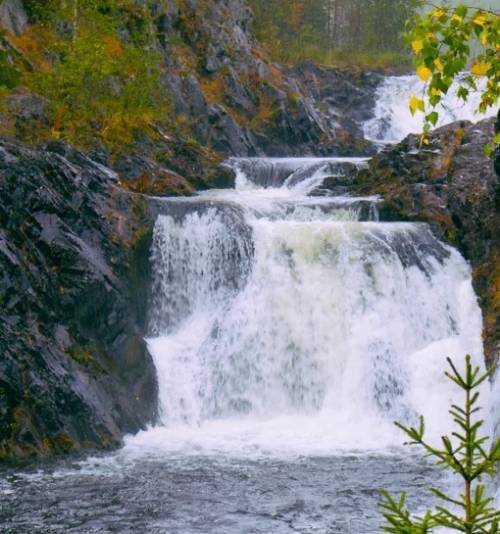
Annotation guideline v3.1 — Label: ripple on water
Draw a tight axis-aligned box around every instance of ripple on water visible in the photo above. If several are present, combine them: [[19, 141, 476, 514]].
[[0, 452, 447, 533]]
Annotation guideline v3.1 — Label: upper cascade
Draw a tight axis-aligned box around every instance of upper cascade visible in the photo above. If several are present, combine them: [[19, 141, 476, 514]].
[[363, 75, 496, 145], [228, 157, 369, 191], [364, 74, 497, 145]]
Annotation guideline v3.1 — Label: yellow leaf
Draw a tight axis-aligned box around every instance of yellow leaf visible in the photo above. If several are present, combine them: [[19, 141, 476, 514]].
[[452, 14, 462, 22], [417, 66, 432, 82], [103, 36, 123, 59], [431, 8, 445, 18], [410, 95, 425, 115], [471, 62, 490, 77], [411, 40, 424, 54], [430, 88, 441, 97], [419, 134, 429, 147], [434, 58, 444, 71], [473, 15, 487, 27], [480, 32, 488, 46]]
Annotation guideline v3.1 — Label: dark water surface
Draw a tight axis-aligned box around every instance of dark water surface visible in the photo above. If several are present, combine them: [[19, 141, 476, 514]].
[[1, 452, 444, 533]]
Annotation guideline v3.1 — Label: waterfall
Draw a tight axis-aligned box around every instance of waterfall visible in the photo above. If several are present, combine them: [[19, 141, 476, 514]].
[[133, 157, 485, 457], [364, 74, 496, 144]]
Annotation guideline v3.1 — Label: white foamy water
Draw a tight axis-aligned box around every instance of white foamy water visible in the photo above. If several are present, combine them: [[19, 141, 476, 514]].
[[124, 157, 487, 460], [364, 74, 496, 144]]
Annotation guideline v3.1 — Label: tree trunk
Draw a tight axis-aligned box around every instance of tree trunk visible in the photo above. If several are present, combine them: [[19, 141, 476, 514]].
[[73, 0, 78, 41], [495, 109, 500, 177]]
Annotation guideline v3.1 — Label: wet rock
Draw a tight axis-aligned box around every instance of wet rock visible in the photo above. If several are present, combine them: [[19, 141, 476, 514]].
[[205, 43, 223, 73], [288, 62, 383, 142], [185, 75, 207, 116], [112, 132, 235, 193], [4, 90, 49, 137], [207, 104, 257, 156], [0, 139, 158, 462], [495, 110, 500, 177], [223, 66, 256, 114]]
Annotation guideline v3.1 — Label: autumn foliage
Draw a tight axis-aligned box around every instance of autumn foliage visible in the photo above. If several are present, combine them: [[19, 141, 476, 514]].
[[408, 3, 499, 151]]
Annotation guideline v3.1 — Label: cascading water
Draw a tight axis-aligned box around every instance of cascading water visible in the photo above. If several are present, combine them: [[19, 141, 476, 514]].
[[127, 157, 485, 459], [364, 74, 496, 144]]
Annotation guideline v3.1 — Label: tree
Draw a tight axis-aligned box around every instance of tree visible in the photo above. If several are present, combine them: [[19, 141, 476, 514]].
[[379, 355, 500, 533], [408, 3, 500, 154]]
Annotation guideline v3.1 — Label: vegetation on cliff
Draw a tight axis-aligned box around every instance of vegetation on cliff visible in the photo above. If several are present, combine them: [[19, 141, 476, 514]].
[[0, 0, 168, 152], [1, 0, 380, 193]]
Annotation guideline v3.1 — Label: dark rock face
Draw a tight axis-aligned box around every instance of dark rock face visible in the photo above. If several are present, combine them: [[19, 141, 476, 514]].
[[111, 136, 235, 197], [288, 62, 383, 144], [0, 139, 158, 461], [495, 110, 500, 177], [353, 118, 500, 367]]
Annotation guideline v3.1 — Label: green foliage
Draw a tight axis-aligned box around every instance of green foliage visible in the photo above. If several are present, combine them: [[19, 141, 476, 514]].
[[380, 355, 500, 533], [408, 3, 499, 150], [0, 0, 168, 152], [0, 50, 20, 89], [249, 0, 419, 67], [23, 0, 59, 22], [26, 34, 164, 149], [0, 28, 22, 90]]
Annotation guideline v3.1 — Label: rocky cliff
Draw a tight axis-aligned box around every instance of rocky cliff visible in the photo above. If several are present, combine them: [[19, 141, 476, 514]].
[[0, 140, 157, 460], [150, 1, 377, 157]]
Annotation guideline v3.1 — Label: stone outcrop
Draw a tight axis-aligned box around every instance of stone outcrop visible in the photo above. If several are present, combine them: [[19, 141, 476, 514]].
[[125, 0, 377, 168], [352, 118, 499, 367], [0, 140, 158, 460], [288, 62, 383, 144]]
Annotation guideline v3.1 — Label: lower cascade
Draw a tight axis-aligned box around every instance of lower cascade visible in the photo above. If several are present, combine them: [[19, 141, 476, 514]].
[[130, 157, 486, 457]]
